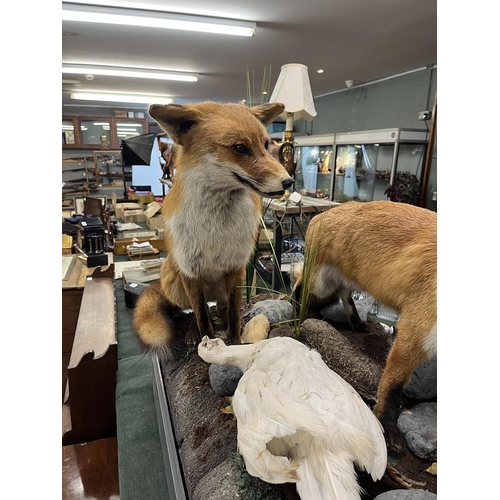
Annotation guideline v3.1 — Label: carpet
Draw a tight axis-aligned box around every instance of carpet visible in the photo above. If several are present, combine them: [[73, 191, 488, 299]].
[[114, 273, 171, 500]]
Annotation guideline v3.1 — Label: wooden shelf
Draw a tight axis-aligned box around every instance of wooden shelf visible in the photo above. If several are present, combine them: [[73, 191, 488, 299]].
[[62, 264, 118, 446]]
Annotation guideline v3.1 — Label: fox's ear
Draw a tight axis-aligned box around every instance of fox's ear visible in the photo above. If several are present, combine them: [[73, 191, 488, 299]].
[[249, 102, 285, 127], [149, 104, 198, 145]]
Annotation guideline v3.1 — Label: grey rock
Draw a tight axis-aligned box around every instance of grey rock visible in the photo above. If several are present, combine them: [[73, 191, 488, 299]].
[[320, 301, 369, 323], [208, 363, 243, 397], [397, 402, 437, 459], [374, 490, 437, 500], [245, 299, 293, 324], [404, 355, 437, 400]]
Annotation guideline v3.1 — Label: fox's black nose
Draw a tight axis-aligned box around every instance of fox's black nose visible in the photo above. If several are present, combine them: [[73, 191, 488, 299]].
[[282, 177, 294, 190]]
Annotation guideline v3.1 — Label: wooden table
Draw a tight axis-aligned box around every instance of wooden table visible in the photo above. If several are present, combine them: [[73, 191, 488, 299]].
[[261, 196, 341, 292]]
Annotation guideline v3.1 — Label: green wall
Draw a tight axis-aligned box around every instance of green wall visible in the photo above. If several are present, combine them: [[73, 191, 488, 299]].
[[303, 67, 436, 135]]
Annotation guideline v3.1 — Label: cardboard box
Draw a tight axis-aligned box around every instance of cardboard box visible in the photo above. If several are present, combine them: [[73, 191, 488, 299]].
[[156, 227, 165, 240], [115, 200, 143, 220], [119, 230, 157, 239], [128, 188, 155, 204], [114, 236, 166, 255], [123, 209, 146, 223], [142, 201, 163, 231]]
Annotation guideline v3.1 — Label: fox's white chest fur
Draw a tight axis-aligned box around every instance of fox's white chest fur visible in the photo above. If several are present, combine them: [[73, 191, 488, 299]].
[[166, 168, 260, 280]]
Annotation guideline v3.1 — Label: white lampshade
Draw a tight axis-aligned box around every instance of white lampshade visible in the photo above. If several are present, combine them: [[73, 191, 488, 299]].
[[269, 63, 317, 122]]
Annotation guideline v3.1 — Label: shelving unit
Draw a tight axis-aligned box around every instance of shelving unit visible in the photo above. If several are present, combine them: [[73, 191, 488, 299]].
[[62, 156, 94, 199], [93, 150, 125, 189]]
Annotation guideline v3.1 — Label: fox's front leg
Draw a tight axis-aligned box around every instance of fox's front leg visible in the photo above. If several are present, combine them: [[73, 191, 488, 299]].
[[181, 275, 213, 345], [225, 270, 244, 345]]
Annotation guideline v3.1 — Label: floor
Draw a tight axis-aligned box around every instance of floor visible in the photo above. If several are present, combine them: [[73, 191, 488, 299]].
[[62, 437, 120, 500]]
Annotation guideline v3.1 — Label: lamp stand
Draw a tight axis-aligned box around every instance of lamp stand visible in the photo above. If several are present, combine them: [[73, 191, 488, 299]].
[[278, 112, 296, 177]]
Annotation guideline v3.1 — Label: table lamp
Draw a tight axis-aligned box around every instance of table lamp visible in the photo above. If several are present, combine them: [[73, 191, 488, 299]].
[[269, 63, 317, 177]]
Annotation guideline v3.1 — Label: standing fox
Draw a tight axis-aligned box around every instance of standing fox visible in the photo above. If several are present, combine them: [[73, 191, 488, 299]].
[[133, 101, 293, 359], [293, 201, 437, 452]]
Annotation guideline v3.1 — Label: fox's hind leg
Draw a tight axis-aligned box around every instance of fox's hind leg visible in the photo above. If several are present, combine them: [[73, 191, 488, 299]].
[[338, 288, 366, 332], [373, 315, 429, 452]]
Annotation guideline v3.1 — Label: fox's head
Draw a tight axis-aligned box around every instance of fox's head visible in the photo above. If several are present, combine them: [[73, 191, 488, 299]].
[[149, 101, 294, 198]]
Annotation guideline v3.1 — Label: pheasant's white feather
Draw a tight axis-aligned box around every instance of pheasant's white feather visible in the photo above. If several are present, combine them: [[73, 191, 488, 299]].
[[198, 336, 387, 499]]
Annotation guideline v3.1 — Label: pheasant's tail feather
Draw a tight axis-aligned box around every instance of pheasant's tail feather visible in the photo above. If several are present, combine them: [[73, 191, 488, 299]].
[[333, 418, 387, 481], [296, 447, 362, 500], [295, 460, 324, 500]]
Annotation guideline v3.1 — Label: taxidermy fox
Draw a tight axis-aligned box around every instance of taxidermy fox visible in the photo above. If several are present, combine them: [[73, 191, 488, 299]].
[[133, 101, 294, 359], [158, 140, 177, 180], [293, 200, 437, 452]]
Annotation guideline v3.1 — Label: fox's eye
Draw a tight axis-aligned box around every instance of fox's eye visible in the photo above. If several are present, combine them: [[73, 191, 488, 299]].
[[264, 140, 269, 150], [233, 144, 251, 156]]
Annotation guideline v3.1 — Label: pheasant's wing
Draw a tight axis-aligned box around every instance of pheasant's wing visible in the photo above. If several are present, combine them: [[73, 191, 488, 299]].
[[302, 349, 387, 480], [233, 367, 328, 440], [232, 367, 328, 484]]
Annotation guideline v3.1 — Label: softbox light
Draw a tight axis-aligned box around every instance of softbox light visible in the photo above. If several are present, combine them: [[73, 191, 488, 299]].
[[121, 133, 156, 198], [121, 133, 156, 166]]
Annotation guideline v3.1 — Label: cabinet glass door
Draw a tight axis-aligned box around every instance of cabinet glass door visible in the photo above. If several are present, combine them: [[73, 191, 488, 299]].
[[333, 144, 393, 203], [294, 144, 334, 199], [388, 143, 427, 205], [115, 120, 145, 142], [62, 119, 76, 145], [80, 120, 111, 147]]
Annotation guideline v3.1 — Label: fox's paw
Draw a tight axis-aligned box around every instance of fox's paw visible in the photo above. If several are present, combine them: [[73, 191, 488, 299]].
[[385, 423, 406, 453]]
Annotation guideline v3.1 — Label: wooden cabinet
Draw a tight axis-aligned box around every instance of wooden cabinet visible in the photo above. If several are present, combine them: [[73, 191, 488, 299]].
[[63, 115, 149, 150]]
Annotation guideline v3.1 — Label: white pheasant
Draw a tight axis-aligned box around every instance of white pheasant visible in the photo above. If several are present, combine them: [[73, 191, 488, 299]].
[[198, 335, 387, 500]]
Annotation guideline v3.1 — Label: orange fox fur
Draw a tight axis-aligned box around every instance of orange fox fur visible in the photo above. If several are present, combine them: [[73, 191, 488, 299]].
[[293, 200, 437, 452], [133, 101, 293, 359]]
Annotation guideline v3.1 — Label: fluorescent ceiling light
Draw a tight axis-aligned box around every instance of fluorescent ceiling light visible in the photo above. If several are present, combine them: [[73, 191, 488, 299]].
[[62, 64, 198, 82], [62, 2, 256, 37], [70, 92, 173, 104]]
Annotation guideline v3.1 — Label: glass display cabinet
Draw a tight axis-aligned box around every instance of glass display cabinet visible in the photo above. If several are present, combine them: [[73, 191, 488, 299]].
[[293, 134, 335, 199], [332, 128, 428, 204], [292, 129, 428, 204]]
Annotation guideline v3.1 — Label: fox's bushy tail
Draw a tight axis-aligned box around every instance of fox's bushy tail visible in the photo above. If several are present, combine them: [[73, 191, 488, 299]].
[[132, 281, 178, 359]]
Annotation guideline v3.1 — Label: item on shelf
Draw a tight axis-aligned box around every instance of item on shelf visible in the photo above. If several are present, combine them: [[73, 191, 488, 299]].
[[127, 242, 155, 255], [62, 255, 76, 280], [124, 281, 151, 308], [140, 257, 165, 272], [76, 216, 109, 267], [126, 241, 161, 261], [116, 222, 143, 232]]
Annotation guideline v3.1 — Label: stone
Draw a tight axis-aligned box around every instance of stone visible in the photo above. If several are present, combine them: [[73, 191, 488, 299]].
[[241, 313, 270, 343], [245, 299, 293, 324], [374, 490, 437, 500], [320, 301, 369, 323], [404, 355, 437, 400], [397, 402, 437, 459], [208, 363, 243, 397]]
